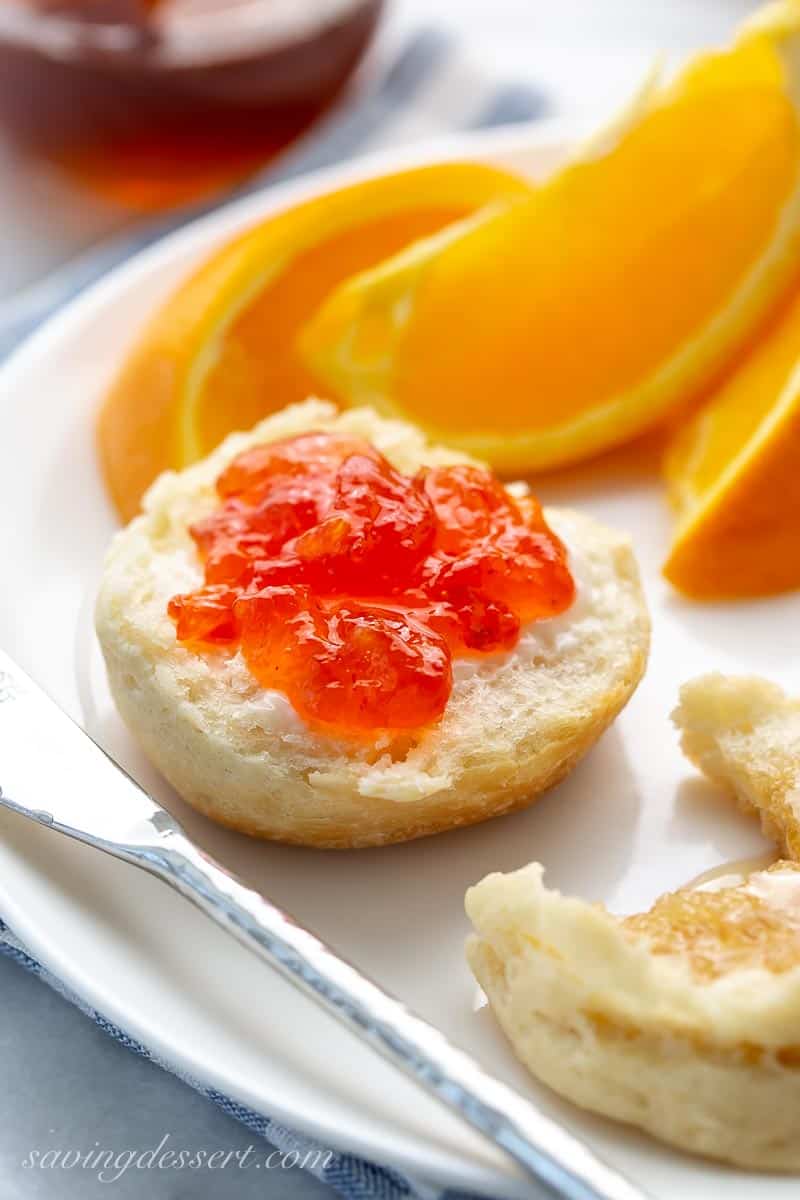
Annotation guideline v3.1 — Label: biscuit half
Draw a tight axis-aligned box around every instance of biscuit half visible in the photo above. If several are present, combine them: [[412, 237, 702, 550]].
[[96, 400, 649, 848]]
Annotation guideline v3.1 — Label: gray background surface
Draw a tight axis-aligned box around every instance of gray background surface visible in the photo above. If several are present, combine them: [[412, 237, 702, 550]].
[[0, 2, 757, 1197]]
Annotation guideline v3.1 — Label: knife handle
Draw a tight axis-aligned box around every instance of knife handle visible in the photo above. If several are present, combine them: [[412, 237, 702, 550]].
[[120, 825, 647, 1200]]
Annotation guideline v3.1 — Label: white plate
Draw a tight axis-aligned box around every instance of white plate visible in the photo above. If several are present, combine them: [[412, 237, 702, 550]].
[[0, 119, 798, 1200]]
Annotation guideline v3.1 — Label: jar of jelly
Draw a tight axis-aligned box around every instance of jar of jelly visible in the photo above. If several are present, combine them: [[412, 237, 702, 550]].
[[0, 0, 385, 208]]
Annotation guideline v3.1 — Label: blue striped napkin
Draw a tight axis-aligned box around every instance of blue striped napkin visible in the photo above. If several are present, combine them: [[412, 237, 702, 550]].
[[0, 29, 544, 1200]]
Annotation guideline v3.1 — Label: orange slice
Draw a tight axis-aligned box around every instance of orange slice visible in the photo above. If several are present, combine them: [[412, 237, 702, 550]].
[[301, 2, 800, 475], [97, 161, 530, 521], [663, 283, 800, 598]]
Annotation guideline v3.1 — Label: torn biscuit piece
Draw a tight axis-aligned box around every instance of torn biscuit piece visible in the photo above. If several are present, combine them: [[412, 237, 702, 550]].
[[467, 859, 800, 1170], [467, 672, 800, 1169], [673, 673, 800, 860]]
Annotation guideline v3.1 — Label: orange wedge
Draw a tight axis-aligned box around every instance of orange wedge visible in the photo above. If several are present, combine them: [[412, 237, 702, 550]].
[[663, 283, 800, 598], [301, 1, 800, 474], [97, 161, 530, 521]]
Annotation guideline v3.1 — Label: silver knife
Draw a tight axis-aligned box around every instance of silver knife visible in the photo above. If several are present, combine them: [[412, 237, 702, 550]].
[[0, 647, 647, 1200]]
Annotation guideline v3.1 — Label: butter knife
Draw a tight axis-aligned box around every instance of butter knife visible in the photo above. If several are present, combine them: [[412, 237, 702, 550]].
[[0, 648, 647, 1200]]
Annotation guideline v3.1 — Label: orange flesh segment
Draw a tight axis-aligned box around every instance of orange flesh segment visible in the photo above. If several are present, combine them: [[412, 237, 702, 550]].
[[301, 25, 800, 475], [394, 87, 800, 434], [663, 283, 800, 597], [97, 161, 530, 523], [197, 207, 466, 453]]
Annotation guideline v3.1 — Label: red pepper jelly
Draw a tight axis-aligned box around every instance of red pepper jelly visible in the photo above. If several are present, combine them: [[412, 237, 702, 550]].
[[168, 432, 575, 737]]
